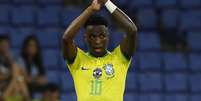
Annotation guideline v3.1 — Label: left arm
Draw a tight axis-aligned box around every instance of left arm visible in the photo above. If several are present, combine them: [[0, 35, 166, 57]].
[[100, 0, 138, 59]]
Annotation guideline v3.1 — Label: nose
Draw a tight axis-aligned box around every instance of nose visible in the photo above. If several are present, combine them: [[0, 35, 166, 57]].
[[95, 37, 101, 44]]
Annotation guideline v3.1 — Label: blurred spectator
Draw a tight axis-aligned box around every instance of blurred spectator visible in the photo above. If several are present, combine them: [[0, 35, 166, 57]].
[[33, 83, 60, 101], [0, 35, 30, 101], [20, 35, 47, 96]]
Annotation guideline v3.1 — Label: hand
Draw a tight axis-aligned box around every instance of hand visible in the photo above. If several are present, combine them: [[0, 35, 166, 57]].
[[90, 0, 102, 12], [98, 0, 108, 5]]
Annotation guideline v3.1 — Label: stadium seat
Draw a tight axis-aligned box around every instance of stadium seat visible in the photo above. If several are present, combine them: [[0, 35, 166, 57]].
[[0, 26, 11, 34], [155, 0, 177, 8], [74, 29, 87, 50], [139, 94, 162, 101], [187, 31, 201, 50], [165, 94, 188, 101], [35, 28, 61, 48], [163, 52, 187, 71], [0, 0, 12, 3], [165, 73, 187, 92], [190, 74, 201, 92], [62, 7, 82, 27], [130, 0, 153, 9], [0, 5, 11, 24], [190, 94, 201, 101], [61, 93, 77, 101], [46, 70, 61, 85], [12, 6, 35, 25], [180, 10, 201, 30], [110, 31, 124, 49], [189, 53, 201, 71], [137, 9, 157, 29], [161, 9, 179, 29], [138, 32, 160, 50], [180, 0, 201, 8], [115, 0, 129, 7], [13, 0, 35, 4], [139, 73, 162, 91], [36, 6, 61, 27], [124, 93, 138, 101], [42, 49, 59, 68], [37, 0, 63, 5], [10, 29, 32, 48], [126, 72, 137, 90], [138, 52, 161, 71], [61, 72, 74, 91]]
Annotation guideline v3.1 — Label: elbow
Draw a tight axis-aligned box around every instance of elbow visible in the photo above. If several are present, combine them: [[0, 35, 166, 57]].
[[127, 23, 138, 34]]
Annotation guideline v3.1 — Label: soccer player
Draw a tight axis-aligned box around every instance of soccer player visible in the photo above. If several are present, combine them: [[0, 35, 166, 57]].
[[62, 0, 137, 101]]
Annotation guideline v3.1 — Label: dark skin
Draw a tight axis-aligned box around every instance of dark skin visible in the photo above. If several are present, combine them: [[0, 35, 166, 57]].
[[62, 0, 137, 63]]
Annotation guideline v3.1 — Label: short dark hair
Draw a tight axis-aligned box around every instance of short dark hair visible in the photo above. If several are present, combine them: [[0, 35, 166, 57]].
[[84, 14, 108, 28], [0, 35, 10, 42]]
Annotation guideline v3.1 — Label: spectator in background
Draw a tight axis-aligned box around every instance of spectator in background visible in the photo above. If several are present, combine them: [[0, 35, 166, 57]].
[[20, 35, 47, 96], [33, 83, 60, 101], [0, 35, 30, 101]]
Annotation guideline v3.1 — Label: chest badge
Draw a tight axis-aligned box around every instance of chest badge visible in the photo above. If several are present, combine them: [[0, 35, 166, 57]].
[[104, 64, 115, 76], [93, 68, 102, 79]]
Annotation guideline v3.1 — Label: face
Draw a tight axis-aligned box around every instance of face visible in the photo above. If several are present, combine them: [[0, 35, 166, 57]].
[[85, 25, 109, 57], [0, 40, 10, 55], [25, 40, 38, 57]]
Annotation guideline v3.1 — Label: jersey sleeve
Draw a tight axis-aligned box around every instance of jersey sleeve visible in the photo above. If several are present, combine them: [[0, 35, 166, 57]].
[[112, 45, 132, 67], [66, 48, 85, 73]]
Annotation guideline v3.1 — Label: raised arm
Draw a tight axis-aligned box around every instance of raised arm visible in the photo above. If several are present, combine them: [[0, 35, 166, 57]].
[[62, 0, 101, 63], [101, 0, 138, 59]]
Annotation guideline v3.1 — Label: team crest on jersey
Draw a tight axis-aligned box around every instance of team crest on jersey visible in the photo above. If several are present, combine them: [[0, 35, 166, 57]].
[[93, 68, 102, 79], [104, 64, 115, 79]]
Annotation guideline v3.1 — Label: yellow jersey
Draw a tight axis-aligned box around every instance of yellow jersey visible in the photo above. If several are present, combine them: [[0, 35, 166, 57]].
[[67, 46, 132, 101]]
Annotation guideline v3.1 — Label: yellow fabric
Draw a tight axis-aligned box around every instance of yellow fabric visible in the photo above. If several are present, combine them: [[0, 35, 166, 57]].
[[67, 46, 132, 101], [5, 96, 23, 101]]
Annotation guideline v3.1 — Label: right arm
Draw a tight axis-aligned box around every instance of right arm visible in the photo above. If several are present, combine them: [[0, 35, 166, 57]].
[[62, 0, 101, 63]]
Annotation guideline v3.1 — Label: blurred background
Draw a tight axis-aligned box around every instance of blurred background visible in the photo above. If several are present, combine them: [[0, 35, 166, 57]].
[[0, 0, 201, 101]]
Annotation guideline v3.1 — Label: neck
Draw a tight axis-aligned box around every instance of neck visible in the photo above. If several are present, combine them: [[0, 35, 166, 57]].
[[90, 50, 108, 57]]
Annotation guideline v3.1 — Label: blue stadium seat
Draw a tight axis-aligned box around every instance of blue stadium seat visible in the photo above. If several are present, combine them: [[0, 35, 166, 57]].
[[42, 49, 59, 68], [187, 31, 201, 50], [61, 72, 74, 91], [10, 30, 32, 48], [139, 94, 162, 101], [190, 74, 201, 92], [189, 53, 201, 71], [0, 0, 12, 3], [110, 31, 124, 49], [0, 26, 11, 34], [180, 10, 201, 30], [180, 0, 201, 8], [0, 5, 11, 24], [130, 0, 153, 9], [137, 9, 157, 29], [38, 0, 63, 4], [139, 73, 162, 91], [36, 28, 60, 48], [156, 0, 177, 8], [161, 9, 179, 29], [13, 0, 35, 4], [61, 93, 76, 101], [37, 6, 61, 26], [165, 73, 187, 92], [126, 72, 137, 90], [62, 7, 82, 26], [12, 6, 35, 25], [190, 94, 201, 101], [75, 29, 87, 50], [124, 93, 138, 101], [138, 52, 161, 71], [138, 32, 160, 50], [46, 70, 60, 85], [165, 94, 188, 101], [163, 53, 187, 71]]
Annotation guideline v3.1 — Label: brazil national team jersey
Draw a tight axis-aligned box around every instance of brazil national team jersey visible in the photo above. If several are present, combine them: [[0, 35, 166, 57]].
[[67, 46, 132, 101]]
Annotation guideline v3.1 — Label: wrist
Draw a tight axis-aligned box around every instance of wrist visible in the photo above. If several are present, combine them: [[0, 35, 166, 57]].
[[105, 0, 117, 13]]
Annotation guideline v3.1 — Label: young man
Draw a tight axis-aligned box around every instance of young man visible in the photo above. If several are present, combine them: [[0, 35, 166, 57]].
[[62, 0, 137, 101]]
